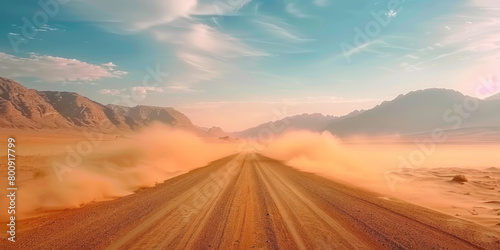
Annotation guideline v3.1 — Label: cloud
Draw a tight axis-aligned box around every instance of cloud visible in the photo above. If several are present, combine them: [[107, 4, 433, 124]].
[[339, 40, 385, 60], [0, 52, 127, 83], [130, 86, 164, 97], [254, 17, 309, 43], [165, 85, 199, 92], [99, 84, 196, 97], [441, 18, 500, 55], [177, 51, 222, 82], [101, 62, 117, 68], [286, 3, 308, 18], [194, 0, 253, 16], [99, 89, 122, 95], [152, 23, 267, 85], [400, 62, 422, 72], [77, 0, 197, 32], [34, 24, 59, 32], [69, 0, 265, 89], [75, 0, 253, 32], [183, 23, 267, 57], [430, 1, 500, 66], [99, 86, 166, 97], [314, 0, 329, 7]]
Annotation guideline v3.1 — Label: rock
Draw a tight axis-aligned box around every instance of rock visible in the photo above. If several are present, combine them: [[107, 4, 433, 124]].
[[452, 175, 468, 183]]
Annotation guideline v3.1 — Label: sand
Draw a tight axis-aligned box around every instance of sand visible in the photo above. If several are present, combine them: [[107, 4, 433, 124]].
[[0, 127, 236, 221], [385, 166, 500, 230], [0, 153, 499, 249], [1, 129, 499, 249]]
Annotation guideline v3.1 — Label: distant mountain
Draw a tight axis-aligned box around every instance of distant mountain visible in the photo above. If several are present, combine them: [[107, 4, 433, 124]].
[[107, 104, 208, 136], [236, 88, 500, 139], [236, 113, 340, 137], [207, 126, 228, 137], [0, 77, 207, 134], [107, 104, 194, 128], [326, 89, 500, 137], [485, 93, 500, 101]]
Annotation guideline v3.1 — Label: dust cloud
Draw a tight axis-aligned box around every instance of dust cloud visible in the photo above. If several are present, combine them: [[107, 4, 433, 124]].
[[3, 128, 499, 229], [4, 125, 236, 220], [261, 130, 500, 229], [261, 130, 383, 188]]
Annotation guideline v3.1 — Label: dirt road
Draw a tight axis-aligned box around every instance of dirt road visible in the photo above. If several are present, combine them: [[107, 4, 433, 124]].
[[2, 153, 500, 249]]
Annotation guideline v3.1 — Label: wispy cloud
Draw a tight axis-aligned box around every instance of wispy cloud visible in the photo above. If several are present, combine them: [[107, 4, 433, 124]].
[[131, 86, 164, 97], [254, 17, 310, 43], [286, 3, 308, 18], [76, 0, 197, 32], [99, 89, 123, 96], [151, 22, 267, 86], [395, 1, 500, 73], [194, 0, 252, 16], [99, 84, 197, 97], [75, 0, 253, 32], [314, 0, 329, 7], [176, 51, 223, 82], [72, 0, 267, 90], [0, 52, 127, 83], [34, 24, 60, 32]]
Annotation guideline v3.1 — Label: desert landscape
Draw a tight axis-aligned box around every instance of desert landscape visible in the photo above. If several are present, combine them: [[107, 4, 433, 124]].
[[1, 0, 500, 249], [1, 77, 500, 249]]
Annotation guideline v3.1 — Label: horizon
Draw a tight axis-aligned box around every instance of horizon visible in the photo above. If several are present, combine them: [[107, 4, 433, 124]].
[[1, 0, 499, 130], [3, 77, 498, 131]]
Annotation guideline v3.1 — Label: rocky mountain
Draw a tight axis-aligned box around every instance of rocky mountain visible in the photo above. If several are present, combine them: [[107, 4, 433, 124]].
[[107, 104, 194, 128], [326, 89, 500, 137], [236, 88, 500, 139], [6, 76, 499, 139], [0, 77, 74, 129], [0, 77, 205, 134], [39, 91, 138, 130]]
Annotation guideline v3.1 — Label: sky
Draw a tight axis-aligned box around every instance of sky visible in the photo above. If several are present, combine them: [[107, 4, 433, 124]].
[[0, 0, 499, 131]]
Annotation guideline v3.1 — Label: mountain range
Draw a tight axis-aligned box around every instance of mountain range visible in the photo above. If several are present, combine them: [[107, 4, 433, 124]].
[[237, 89, 500, 139], [325, 89, 500, 137], [0, 77, 209, 135], [234, 111, 363, 137], [2, 76, 499, 139]]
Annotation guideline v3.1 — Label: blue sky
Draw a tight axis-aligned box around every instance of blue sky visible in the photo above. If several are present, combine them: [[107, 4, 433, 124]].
[[1, 0, 499, 130]]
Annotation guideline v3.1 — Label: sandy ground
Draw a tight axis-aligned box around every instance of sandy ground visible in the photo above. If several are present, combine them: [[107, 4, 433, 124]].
[[338, 142, 500, 231], [0, 127, 236, 221], [386, 166, 500, 230], [1, 130, 499, 249], [0, 129, 120, 183], [1, 153, 499, 249]]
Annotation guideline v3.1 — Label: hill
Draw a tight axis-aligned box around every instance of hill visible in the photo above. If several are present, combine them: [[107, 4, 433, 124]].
[[326, 89, 500, 137], [0, 77, 206, 134]]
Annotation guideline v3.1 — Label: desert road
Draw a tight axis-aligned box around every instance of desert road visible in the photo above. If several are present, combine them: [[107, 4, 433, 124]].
[[3, 153, 500, 249]]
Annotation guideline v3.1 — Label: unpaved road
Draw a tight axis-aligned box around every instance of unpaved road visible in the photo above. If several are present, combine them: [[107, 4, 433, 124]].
[[2, 153, 500, 249]]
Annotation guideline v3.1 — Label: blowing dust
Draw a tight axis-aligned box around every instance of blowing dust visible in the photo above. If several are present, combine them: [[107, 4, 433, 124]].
[[261, 130, 500, 229], [2, 128, 498, 229], [1, 125, 237, 220]]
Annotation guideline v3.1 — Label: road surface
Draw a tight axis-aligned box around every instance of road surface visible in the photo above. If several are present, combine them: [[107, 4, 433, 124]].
[[2, 153, 500, 249]]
